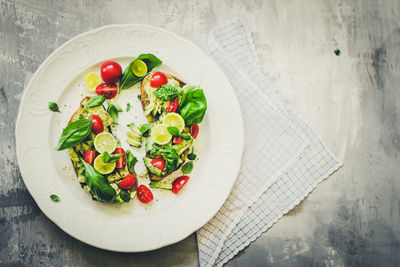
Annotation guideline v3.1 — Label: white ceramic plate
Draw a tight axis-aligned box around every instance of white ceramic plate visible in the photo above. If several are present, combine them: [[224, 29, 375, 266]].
[[15, 24, 243, 252]]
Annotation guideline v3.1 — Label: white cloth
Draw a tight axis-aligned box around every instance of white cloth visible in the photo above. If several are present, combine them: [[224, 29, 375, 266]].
[[197, 19, 342, 267]]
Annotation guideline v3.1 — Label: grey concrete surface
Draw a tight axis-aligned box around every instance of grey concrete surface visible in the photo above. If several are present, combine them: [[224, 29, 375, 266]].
[[1, 0, 400, 266]]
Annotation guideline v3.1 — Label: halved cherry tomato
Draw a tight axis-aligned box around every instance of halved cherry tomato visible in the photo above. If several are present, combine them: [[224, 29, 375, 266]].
[[114, 147, 126, 169], [172, 176, 190, 194], [83, 150, 97, 165], [118, 174, 135, 189], [151, 158, 165, 170], [137, 185, 153, 203], [96, 82, 118, 99], [190, 124, 199, 138], [150, 71, 168, 87], [89, 114, 104, 134], [100, 61, 122, 83], [166, 98, 179, 113], [172, 136, 183, 145]]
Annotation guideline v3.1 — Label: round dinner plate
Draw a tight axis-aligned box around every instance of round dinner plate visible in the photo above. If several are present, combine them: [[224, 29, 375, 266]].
[[15, 24, 243, 252]]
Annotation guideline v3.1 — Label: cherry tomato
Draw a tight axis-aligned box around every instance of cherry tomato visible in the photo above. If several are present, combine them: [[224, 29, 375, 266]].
[[137, 185, 153, 203], [172, 176, 190, 194], [166, 98, 179, 113], [83, 150, 96, 165], [190, 124, 199, 138], [151, 158, 165, 170], [118, 174, 135, 190], [96, 82, 118, 99], [172, 136, 183, 145], [89, 114, 104, 134], [100, 61, 122, 83], [150, 71, 168, 87], [114, 147, 126, 169]]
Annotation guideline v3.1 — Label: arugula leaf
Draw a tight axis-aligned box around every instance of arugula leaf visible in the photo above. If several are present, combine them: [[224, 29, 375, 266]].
[[187, 152, 197, 160], [107, 101, 123, 124], [182, 161, 193, 174], [48, 102, 60, 113], [119, 54, 162, 90], [126, 150, 138, 174], [179, 86, 207, 125], [153, 84, 181, 100], [80, 159, 116, 203], [85, 95, 105, 108], [126, 102, 131, 112], [50, 194, 60, 202], [140, 123, 151, 137], [102, 152, 122, 163], [55, 119, 92, 150]]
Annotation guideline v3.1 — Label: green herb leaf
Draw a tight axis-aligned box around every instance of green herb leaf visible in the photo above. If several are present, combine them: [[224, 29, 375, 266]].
[[162, 146, 179, 172], [48, 102, 60, 113], [80, 158, 116, 203], [85, 95, 105, 108], [180, 133, 191, 140], [126, 150, 138, 174], [102, 151, 123, 163], [179, 86, 207, 125], [334, 48, 341, 56], [140, 123, 151, 137], [126, 102, 131, 112], [137, 94, 141, 100], [120, 54, 162, 90], [119, 190, 131, 202], [107, 101, 123, 124], [153, 84, 181, 100], [182, 161, 193, 174], [167, 126, 180, 136], [187, 152, 197, 160], [55, 119, 92, 151], [50, 194, 60, 202]]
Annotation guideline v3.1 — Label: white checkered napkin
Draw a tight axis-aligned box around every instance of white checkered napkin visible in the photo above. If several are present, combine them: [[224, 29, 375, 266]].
[[197, 19, 342, 266]]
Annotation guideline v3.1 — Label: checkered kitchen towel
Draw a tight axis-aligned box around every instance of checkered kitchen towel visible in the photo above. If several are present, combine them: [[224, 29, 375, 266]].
[[197, 19, 342, 267]]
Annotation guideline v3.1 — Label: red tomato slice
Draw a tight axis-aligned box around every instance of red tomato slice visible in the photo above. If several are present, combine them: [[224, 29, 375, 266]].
[[190, 124, 199, 138], [150, 71, 168, 87], [151, 158, 166, 170], [172, 136, 183, 145], [83, 150, 96, 165], [89, 114, 104, 134], [118, 174, 135, 190], [101, 61, 122, 83], [137, 185, 153, 203], [114, 147, 126, 169], [166, 98, 179, 113], [172, 176, 190, 194], [95, 82, 118, 99]]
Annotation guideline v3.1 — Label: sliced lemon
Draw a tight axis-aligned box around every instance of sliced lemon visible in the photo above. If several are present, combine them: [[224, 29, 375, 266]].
[[130, 59, 147, 77], [163, 112, 185, 132], [151, 124, 172, 145], [94, 132, 117, 153], [84, 73, 101, 92], [93, 154, 116, 175]]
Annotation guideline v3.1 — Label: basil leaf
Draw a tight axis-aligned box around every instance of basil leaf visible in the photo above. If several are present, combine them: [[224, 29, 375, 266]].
[[167, 126, 180, 136], [107, 102, 122, 124], [55, 119, 92, 151], [120, 54, 162, 90], [140, 123, 151, 137], [85, 95, 105, 108], [153, 84, 181, 100], [179, 86, 207, 125], [334, 48, 341, 56], [50, 194, 60, 202], [80, 159, 116, 203], [162, 146, 179, 172], [182, 161, 193, 174], [126, 102, 131, 112], [187, 152, 197, 160], [48, 102, 60, 112], [119, 190, 131, 202], [180, 133, 191, 140], [126, 150, 138, 174], [102, 152, 122, 163]]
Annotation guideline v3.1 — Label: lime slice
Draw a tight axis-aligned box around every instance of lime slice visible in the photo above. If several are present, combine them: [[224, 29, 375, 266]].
[[163, 113, 185, 132], [93, 154, 116, 174], [130, 59, 147, 77], [151, 124, 172, 145], [94, 132, 117, 153], [84, 73, 101, 92]]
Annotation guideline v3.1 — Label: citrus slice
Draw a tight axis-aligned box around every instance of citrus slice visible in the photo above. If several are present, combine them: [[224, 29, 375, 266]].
[[93, 154, 116, 174], [151, 124, 172, 145], [84, 73, 101, 92], [130, 59, 147, 77], [94, 132, 117, 153], [163, 112, 185, 132]]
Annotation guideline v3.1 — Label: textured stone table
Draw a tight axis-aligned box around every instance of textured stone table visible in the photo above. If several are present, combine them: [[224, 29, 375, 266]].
[[1, 0, 400, 266]]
